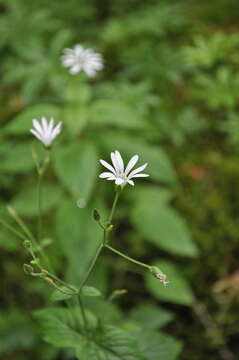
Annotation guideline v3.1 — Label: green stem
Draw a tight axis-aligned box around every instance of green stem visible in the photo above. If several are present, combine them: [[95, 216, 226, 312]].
[[44, 270, 78, 293], [79, 243, 103, 291], [77, 296, 88, 332], [105, 244, 151, 270], [7, 206, 36, 244], [78, 191, 121, 291], [108, 191, 120, 224], [0, 217, 29, 242], [37, 172, 43, 242]]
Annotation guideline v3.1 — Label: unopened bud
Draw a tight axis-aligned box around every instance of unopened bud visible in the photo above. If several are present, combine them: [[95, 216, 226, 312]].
[[93, 209, 100, 221], [23, 240, 31, 248], [45, 277, 54, 285], [150, 266, 169, 286], [30, 258, 40, 266], [106, 224, 114, 232], [23, 264, 34, 275]]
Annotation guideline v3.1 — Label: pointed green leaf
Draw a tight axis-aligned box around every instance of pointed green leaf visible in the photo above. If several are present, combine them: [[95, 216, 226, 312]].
[[133, 328, 182, 360], [53, 142, 98, 201], [131, 186, 198, 257], [81, 286, 102, 297]]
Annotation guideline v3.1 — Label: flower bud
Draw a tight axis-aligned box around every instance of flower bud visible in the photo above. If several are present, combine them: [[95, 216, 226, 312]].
[[23, 264, 34, 275], [30, 258, 40, 266], [150, 266, 169, 286], [93, 209, 100, 222], [106, 224, 114, 232], [23, 240, 31, 248]]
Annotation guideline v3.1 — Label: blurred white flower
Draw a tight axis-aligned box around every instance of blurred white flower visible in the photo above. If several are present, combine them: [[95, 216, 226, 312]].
[[61, 44, 103, 76], [99, 150, 149, 187], [30, 117, 62, 147]]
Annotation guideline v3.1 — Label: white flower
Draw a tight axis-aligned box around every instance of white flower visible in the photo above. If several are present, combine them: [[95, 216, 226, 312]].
[[99, 150, 149, 187], [61, 44, 103, 76], [30, 117, 62, 147]]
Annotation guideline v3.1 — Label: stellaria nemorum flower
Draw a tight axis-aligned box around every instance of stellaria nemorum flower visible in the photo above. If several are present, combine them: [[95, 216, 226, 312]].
[[30, 117, 62, 147], [99, 150, 149, 187], [61, 44, 103, 76]]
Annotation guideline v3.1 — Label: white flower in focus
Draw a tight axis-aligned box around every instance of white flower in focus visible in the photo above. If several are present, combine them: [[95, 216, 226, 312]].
[[99, 150, 149, 187], [30, 117, 62, 147], [61, 44, 103, 76]]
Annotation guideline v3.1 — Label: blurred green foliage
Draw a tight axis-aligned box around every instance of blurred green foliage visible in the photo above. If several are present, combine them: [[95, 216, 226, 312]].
[[1, 0, 239, 359]]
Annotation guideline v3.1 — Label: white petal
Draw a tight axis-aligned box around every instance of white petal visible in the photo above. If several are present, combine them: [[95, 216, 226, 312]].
[[111, 152, 120, 173], [47, 117, 55, 137], [74, 44, 84, 55], [127, 179, 135, 186], [84, 66, 96, 77], [115, 151, 124, 173], [33, 119, 43, 135], [41, 117, 49, 136], [115, 178, 124, 185], [30, 129, 43, 142], [51, 121, 62, 140], [69, 64, 82, 75], [128, 163, 148, 178], [99, 172, 114, 178], [100, 159, 116, 175], [130, 173, 149, 178], [125, 155, 139, 175]]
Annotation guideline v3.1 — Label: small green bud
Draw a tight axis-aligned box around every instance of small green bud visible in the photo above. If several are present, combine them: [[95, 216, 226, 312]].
[[106, 224, 114, 232], [30, 258, 40, 265], [23, 240, 31, 248], [93, 209, 101, 222], [150, 266, 169, 286], [23, 264, 34, 275]]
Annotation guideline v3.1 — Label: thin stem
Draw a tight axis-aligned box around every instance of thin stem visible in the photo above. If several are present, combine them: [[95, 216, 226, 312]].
[[78, 190, 121, 291], [37, 172, 43, 242], [108, 191, 120, 224], [7, 205, 52, 271], [79, 243, 103, 291], [0, 217, 29, 242], [43, 270, 78, 294], [77, 296, 88, 332], [7, 206, 36, 244], [105, 244, 151, 270]]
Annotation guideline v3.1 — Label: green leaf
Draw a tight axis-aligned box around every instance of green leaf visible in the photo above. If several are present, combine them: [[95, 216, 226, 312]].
[[53, 141, 98, 201], [50, 287, 76, 302], [55, 198, 102, 286], [90, 99, 146, 129], [10, 183, 63, 217], [0, 309, 37, 355], [62, 105, 88, 136], [0, 143, 34, 173], [97, 132, 176, 183], [129, 303, 174, 330], [81, 286, 102, 297], [132, 328, 182, 360], [35, 307, 144, 359], [131, 186, 198, 257], [76, 325, 145, 360], [4, 104, 60, 135], [146, 260, 195, 305], [35, 307, 85, 348]]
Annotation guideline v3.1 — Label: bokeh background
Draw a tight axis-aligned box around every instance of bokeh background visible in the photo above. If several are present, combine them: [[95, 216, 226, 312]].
[[1, 0, 239, 359]]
